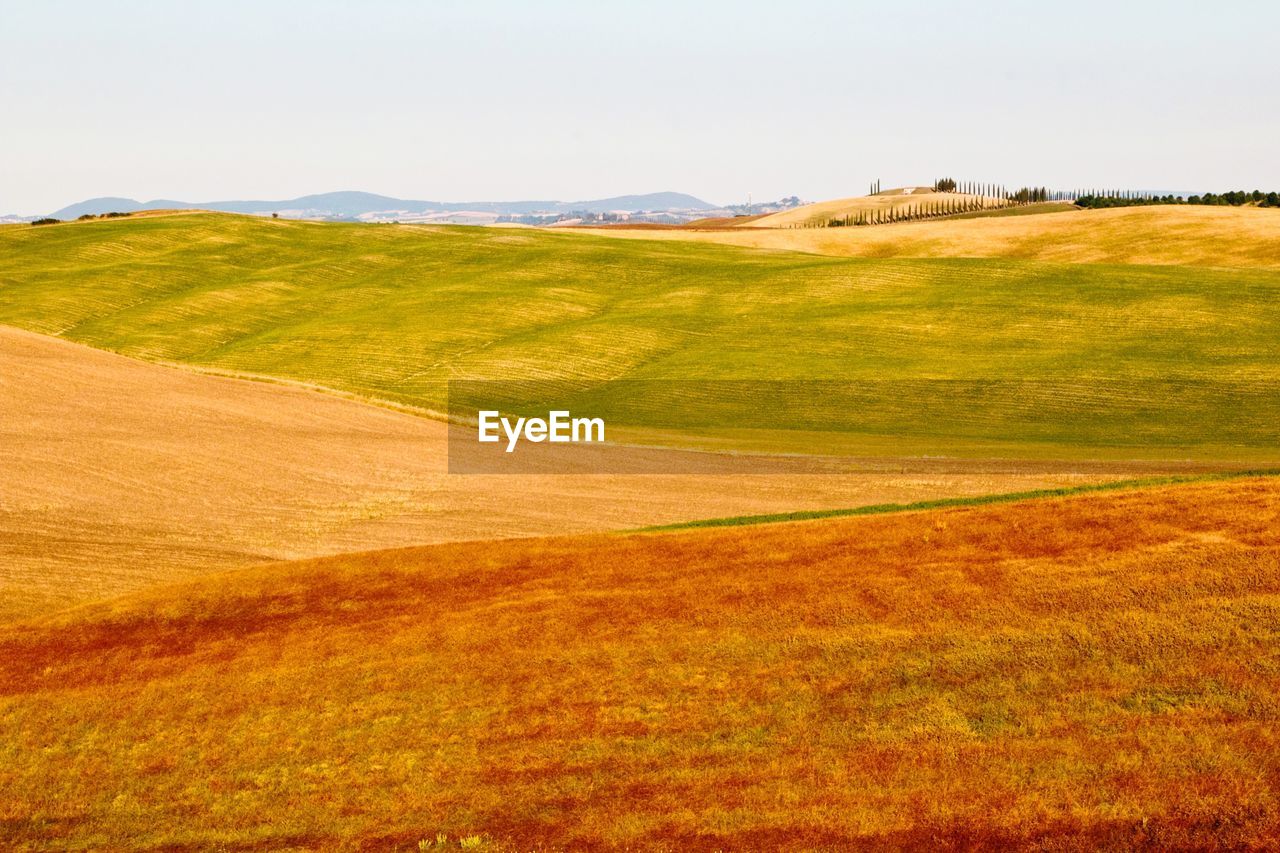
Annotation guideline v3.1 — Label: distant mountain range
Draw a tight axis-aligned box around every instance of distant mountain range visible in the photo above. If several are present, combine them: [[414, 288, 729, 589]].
[[40, 191, 717, 222]]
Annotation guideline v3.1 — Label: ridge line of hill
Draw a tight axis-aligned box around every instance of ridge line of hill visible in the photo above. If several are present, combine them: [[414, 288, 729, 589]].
[[44, 190, 718, 220]]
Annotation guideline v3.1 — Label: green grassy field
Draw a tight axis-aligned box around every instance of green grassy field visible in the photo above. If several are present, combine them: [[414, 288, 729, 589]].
[[640, 469, 1280, 531], [2, 213, 1278, 457]]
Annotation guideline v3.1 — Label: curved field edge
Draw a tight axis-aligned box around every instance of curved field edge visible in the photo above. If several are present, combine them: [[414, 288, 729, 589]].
[[638, 469, 1280, 531], [16, 324, 1126, 620], [2, 476, 1279, 849]]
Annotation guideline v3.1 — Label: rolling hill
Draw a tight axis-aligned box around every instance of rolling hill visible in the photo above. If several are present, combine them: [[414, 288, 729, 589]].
[[748, 187, 1007, 228], [3, 476, 1279, 849], [576, 204, 1280, 268], [12, 325, 1117, 621], [3, 212, 1279, 460]]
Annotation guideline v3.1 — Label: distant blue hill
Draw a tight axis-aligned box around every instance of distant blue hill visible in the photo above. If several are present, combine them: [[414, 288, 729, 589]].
[[48, 191, 716, 220]]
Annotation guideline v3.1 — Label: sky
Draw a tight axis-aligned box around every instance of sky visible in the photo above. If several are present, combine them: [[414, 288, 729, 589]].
[[2, 0, 1278, 214]]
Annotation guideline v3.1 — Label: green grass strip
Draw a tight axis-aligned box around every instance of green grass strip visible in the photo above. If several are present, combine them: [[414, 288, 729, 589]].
[[639, 468, 1280, 532]]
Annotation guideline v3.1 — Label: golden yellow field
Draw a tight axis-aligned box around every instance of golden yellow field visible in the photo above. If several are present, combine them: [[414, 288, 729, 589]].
[[3, 476, 1278, 849], [572, 205, 1280, 268]]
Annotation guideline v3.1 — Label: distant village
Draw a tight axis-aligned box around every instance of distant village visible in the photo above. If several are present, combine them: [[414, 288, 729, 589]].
[[396, 196, 806, 227]]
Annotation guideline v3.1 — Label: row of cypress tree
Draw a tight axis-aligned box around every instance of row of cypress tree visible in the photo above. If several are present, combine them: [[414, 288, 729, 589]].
[[822, 194, 994, 228], [815, 179, 1280, 229]]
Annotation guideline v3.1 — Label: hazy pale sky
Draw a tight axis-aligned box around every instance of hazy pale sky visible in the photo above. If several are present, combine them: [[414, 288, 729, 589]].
[[3, 0, 1277, 213]]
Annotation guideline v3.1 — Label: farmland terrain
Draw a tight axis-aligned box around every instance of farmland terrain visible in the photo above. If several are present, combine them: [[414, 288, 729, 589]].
[[3, 211, 1278, 459], [573, 204, 1280, 268], [747, 187, 1006, 228], [2, 476, 1278, 849], [8, 325, 1134, 620], [3, 199, 1279, 849]]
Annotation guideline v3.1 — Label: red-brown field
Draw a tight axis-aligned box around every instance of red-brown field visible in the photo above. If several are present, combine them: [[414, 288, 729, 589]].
[[3, 476, 1278, 850]]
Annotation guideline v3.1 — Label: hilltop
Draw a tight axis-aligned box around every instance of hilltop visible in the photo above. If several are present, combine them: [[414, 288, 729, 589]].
[[748, 186, 1007, 228], [3, 476, 1279, 848]]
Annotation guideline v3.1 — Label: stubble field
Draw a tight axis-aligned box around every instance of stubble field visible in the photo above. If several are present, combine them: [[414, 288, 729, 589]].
[[2, 477, 1278, 849]]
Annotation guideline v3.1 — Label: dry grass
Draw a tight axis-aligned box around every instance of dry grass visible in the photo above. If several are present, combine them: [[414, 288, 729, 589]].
[[571, 205, 1280, 268], [751, 188, 1004, 228], [4, 325, 1170, 621], [2, 477, 1279, 849]]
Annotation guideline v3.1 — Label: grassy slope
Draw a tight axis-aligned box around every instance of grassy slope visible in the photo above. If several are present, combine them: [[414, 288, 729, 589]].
[[2, 212, 1279, 457], [3, 477, 1279, 849]]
